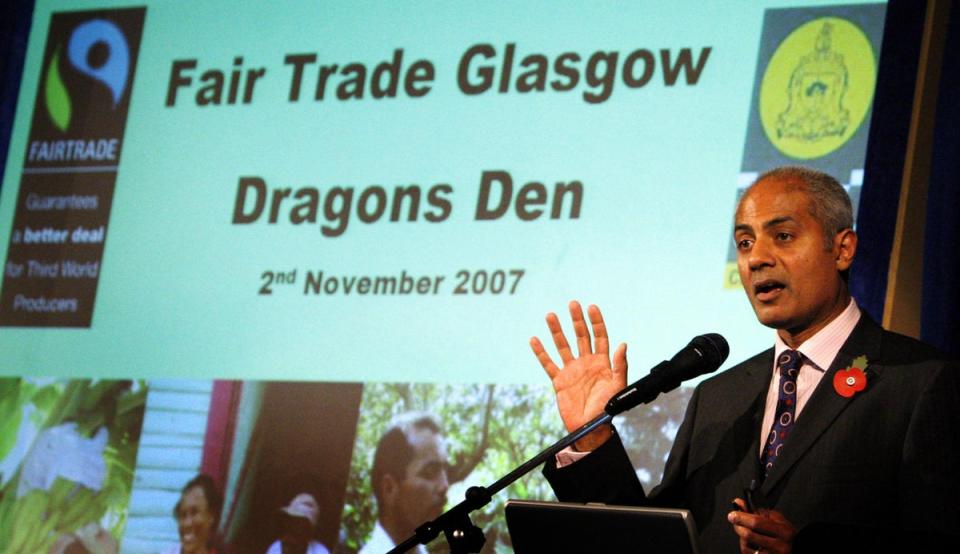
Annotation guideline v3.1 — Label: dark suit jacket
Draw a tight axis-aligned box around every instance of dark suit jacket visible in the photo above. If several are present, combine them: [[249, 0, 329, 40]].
[[544, 315, 960, 552]]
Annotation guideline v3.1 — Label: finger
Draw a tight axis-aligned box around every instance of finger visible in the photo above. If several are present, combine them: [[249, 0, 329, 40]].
[[612, 343, 628, 386], [757, 509, 796, 543], [530, 337, 560, 379], [732, 498, 748, 512], [742, 511, 788, 538], [728, 512, 792, 546], [733, 525, 786, 552], [764, 510, 795, 530], [727, 498, 757, 554], [728, 511, 760, 534], [546, 312, 575, 363], [568, 300, 592, 357], [587, 304, 609, 355], [729, 500, 759, 553], [737, 533, 769, 554], [733, 525, 771, 540]]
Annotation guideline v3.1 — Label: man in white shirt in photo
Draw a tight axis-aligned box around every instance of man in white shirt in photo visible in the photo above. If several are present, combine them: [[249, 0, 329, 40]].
[[360, 413, 449, 554]]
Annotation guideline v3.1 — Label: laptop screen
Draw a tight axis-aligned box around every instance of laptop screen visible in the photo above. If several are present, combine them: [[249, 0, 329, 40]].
[[505, 499, 700, 554]]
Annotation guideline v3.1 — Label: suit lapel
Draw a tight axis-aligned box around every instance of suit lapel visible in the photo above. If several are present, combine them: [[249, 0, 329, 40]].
[[735, 350, 775, 485], [761, 315, 885, 493]]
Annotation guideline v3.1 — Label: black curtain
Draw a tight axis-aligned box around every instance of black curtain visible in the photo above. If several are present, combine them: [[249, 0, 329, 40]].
[[0, 0, 34, 191], [852, 0, 960, 357], [850, 0, 926, 325], [922, 2, 960, 356]]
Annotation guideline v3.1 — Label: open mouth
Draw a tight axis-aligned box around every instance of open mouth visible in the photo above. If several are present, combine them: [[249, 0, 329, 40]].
[[753, 279, 785, 301]]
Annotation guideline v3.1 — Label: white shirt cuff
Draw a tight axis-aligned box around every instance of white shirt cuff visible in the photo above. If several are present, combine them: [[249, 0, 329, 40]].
[[555, 445, 593, 467]]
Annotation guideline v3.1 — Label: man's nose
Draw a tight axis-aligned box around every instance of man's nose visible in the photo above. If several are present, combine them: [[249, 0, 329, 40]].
[[747, 238, 775, 270]]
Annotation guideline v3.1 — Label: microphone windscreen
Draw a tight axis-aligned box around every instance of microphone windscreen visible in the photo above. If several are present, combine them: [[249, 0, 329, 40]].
[[669, 333, 729, 381], [696, 333, 729, 366]]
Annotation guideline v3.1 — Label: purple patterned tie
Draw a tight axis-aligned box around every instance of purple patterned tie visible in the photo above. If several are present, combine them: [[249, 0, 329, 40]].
[[761, 349, 801, 477]]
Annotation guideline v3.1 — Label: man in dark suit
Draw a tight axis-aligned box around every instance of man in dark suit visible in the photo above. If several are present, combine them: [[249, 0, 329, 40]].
[[530, 167, 959, 552]]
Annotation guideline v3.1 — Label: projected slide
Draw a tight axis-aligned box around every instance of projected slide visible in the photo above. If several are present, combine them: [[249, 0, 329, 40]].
[[0, 1, 885, 552]]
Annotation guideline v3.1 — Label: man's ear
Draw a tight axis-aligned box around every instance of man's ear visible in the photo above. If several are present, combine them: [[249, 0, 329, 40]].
[[382, 474, 400, 505], [835, 229, 857, 271]]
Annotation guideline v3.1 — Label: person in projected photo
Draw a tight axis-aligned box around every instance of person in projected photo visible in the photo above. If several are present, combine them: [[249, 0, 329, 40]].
[[166, 474, 225, 554], [265, 492, 330, 554], [358, 412, 449, 554], [531, 166, 959, 552]]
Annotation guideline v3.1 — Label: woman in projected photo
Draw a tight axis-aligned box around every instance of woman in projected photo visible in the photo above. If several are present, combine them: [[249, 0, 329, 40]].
[[166, 474, 226, 554]]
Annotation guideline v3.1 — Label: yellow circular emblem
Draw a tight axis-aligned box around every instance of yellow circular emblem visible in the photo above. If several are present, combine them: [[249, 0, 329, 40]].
[[759, 17, 876, 159]]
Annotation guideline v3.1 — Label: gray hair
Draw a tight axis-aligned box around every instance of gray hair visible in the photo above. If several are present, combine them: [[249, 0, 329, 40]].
[[750, 166, 853, 249]]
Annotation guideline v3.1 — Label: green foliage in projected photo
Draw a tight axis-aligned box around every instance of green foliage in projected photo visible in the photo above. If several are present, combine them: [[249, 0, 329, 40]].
[[0, 378, 146, 553]]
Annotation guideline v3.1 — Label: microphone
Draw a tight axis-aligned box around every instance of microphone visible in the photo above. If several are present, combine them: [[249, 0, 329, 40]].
[[605, 333, 729, 415]]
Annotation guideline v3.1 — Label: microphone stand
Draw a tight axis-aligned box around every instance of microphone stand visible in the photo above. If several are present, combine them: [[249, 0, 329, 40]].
[[387, 361, 672, 554]]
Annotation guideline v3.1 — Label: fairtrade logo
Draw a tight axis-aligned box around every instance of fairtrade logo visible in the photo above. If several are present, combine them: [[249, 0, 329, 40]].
[[759, 17, 876, 159], [44, 19, 130, 132]]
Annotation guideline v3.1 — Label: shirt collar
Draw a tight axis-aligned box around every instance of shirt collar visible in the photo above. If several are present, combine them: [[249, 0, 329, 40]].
[[369, 521, 426, 554], [773, 299, 861, 372]]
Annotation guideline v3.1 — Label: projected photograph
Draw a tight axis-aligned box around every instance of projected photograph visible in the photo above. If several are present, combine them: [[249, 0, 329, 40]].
[[0, 377, 147, 553], [123, 379, 362, 554], [339, 381, 694, 553]]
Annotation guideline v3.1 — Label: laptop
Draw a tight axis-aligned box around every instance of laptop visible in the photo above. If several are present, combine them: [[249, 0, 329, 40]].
[[505, 499, 700, 553]]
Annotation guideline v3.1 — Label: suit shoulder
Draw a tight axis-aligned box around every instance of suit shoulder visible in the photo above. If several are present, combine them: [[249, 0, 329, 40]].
[[878, 328, 955, 366], [697, 347, 772, 391]]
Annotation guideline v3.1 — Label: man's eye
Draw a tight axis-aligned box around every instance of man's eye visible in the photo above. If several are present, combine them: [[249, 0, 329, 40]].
[[736, 239, 753, 250], [419, 461, 448, 480], [776, 232, 792, 241]]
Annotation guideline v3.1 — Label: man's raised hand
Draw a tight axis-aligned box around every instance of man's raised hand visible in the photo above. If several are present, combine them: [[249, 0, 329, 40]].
[[530, 301, 628, 451]]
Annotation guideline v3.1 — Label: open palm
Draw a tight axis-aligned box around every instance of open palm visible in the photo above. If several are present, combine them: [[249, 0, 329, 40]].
[[531, 301, 628, 436]]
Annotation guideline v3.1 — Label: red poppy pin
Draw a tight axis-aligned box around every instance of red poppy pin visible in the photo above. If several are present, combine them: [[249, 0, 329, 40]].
[[833, 355, 868, 398]]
